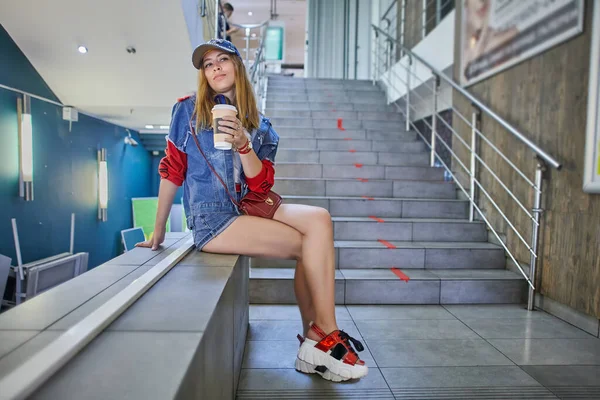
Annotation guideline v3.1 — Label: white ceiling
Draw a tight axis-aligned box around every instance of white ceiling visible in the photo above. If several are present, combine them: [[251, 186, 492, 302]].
[[0, 0, 198, 132], [0, 0, 306, 133]]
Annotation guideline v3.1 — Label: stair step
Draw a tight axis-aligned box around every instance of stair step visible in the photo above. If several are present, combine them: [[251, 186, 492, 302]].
[[275, 163, 445, 181], [249, 268, 346, 304], [274, 127, 416, 141], [277, 138, 421, 152], [273, 178, 456, 198], [268, 78, 375, 84], [266, 110, 403, 121], [268, 94, 388, 104], [266, 101, 397, 112], [268, 81, 379, 89], [252, 241, 504, 270], [282, 195, 469, 219], [270, 117, 403, 130], [267, 88, 384, 97], [278, 139, 424, 152], [331, 217, 487, 242], [249, 268, 526, 304], [276, 149, 429, 166], [268, 83, 380, 89]]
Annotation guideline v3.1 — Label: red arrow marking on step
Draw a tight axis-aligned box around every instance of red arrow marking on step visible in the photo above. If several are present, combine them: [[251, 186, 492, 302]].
[[354, 163, 363, 168], [378, 239, 397, 249], [348, 149, 356, 153], [344, 137, 352, 140], [391, 268, 410, 282], [361, 196, 375, 200], [369, 216, 385, 223], [337, 118, 346, 130], [356, 178, 369, 182]]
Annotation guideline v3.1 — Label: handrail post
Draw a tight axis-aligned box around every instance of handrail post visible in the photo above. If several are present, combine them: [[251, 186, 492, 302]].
[[214, 0, 220, 38], [405, 55, 412, 132], [199, 0, 207, 17], [528, 160, 546, 311], [430, 73, 440, 167], [383, 19, 391, 71], [469, 106, 481, 222], [373, 31, 379, 85], [400, 0, 406, 58], [422, 0, 427, 39], [245, 27, 251, 67], [387, 39, 393, 76]]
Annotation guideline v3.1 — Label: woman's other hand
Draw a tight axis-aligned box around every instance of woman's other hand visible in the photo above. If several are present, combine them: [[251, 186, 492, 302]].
[[135, 229, 165, 251], [219, 116, 249, 149]]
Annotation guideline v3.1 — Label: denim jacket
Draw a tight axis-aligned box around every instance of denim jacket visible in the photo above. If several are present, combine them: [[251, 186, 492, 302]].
[[167, 96, 279, 223]]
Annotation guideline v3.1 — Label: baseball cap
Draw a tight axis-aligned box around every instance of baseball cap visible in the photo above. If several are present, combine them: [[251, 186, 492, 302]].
[[192, 38, 241, 69]]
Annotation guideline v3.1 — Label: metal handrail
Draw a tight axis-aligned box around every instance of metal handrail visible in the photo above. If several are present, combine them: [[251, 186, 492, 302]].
[[371, 50, 536, 288], [371, 16, 558, 311], [246, 22, 269, 115], [375, 55, 538, 254], [381, 0, 398, 21], [372, 24, 561, 170]]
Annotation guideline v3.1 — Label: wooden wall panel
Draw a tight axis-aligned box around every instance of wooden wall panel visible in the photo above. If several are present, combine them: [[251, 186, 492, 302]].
[[453, 0, 600, 318], [403, 0, 424, 49]]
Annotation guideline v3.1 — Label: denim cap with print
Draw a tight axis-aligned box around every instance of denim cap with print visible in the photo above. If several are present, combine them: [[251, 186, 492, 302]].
[[192, 38, 242, 69]]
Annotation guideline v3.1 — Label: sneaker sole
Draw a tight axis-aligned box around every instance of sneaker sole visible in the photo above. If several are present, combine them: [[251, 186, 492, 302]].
[[297, 339, 368, 380], [295, 358, 347, 382]]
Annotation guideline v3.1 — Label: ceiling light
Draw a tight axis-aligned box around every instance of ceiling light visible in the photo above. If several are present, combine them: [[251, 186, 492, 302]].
[[159, 125, 169, 130], [251, 33, 257, 38], [145, 125, 154, 129], [78, 46, 88, 54], [248, 11, 253, 16]]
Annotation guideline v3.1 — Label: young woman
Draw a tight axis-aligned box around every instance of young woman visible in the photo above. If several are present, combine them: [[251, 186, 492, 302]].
[[137, 39, 367, 382]]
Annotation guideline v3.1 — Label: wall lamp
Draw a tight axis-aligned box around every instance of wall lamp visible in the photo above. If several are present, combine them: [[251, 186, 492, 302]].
[[98, 148, 108, 222], [17, 95, 34, 201]]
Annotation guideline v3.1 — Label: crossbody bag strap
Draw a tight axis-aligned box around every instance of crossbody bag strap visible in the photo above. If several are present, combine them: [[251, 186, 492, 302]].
[[188, 120, 240, 207]]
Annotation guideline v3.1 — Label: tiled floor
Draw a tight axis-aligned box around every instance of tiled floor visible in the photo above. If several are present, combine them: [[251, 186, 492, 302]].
[[236, 304, 600, 399]]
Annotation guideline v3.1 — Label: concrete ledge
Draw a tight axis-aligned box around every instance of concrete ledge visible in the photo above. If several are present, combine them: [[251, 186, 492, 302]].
[[0, 234, 248, 399]]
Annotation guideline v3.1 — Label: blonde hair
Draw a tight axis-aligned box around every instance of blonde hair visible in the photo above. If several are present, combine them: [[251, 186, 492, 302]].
[[194, 53, 260, 132]]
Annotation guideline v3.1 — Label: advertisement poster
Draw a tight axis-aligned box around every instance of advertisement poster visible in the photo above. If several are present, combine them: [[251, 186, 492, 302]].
[[584, 1, 600, 194], [460, 0, 584, 86]]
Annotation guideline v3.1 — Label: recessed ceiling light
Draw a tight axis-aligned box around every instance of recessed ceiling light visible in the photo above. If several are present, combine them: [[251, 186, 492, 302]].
[[78, 46, 88, 54], [159, 125, 169, 130], [248, 11, 253, 16], [145, 125, 154, 129]]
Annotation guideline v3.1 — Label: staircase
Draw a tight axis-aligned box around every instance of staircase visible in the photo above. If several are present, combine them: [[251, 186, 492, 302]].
[[250, 76, 527, 305]]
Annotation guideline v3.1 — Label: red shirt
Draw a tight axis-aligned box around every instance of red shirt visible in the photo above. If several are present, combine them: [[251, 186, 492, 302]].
[[158, 140, 275, 193]]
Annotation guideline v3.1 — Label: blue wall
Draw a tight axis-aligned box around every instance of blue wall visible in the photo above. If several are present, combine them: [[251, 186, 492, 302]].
[[0, 24, 153, 268]]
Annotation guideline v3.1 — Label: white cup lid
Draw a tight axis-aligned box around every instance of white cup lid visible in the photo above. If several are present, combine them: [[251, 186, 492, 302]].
[[212, 104, 237, 113]]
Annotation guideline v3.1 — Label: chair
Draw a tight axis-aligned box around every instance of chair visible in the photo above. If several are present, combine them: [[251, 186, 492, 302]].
[[0, 254, 12, 308], [121, 227, 146, 252]]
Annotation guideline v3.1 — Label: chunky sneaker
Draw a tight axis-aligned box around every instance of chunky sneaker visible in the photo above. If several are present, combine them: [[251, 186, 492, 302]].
[[295, 322, 368, 381], [295, 334, 347, 382]]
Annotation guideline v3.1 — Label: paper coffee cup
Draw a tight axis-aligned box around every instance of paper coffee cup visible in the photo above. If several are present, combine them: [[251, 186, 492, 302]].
[[211, 104, 238, 150]]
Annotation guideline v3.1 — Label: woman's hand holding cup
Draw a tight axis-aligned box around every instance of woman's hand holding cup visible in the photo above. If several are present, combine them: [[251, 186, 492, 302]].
[[219, 116, 249, 150]]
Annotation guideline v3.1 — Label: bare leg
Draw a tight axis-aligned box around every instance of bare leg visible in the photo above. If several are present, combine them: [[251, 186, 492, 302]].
[[295, 259, 315, 337], [202, 204, 339, 339], [271, 204, 338, 340]]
